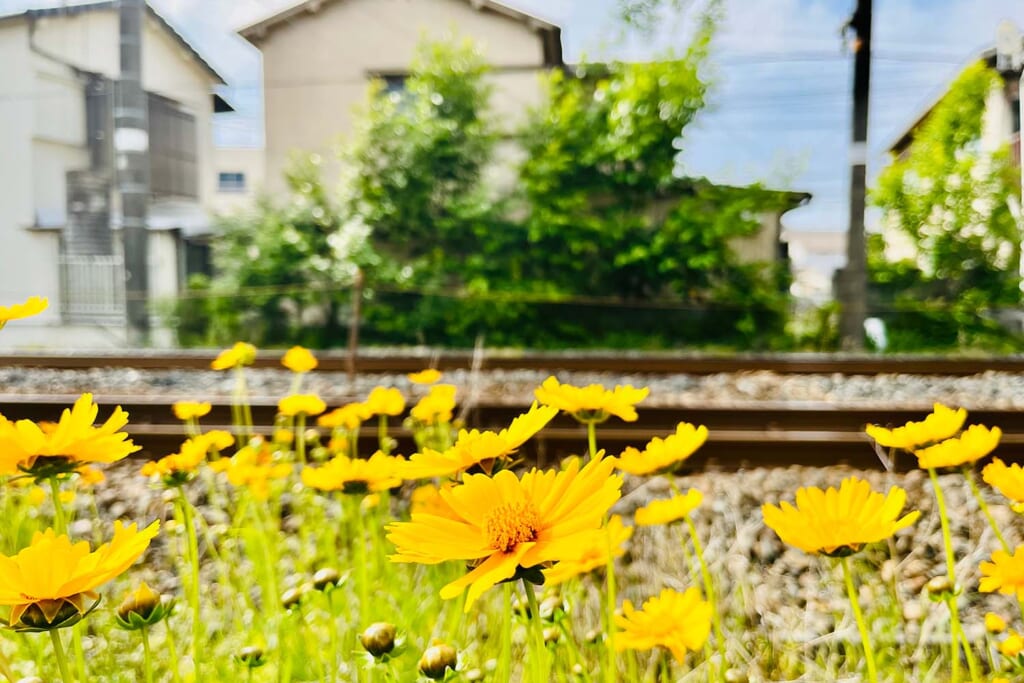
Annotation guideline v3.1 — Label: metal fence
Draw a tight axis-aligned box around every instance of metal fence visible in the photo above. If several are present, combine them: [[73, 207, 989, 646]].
[[58, 254, 127, 325]]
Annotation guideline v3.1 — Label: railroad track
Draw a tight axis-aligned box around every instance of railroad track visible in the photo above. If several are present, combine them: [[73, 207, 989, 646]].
[[2, 393, 1021, 470], [1, 350, 1024, 375]]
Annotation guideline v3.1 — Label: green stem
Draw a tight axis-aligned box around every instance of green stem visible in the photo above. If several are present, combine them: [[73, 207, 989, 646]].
[[497, 583, 512, 682], [327, 589, 340, 682], [176, 486, 203, 679], [587, 421, 598, 460], [685, 515, 726, 682], [523, 580, 548, 681], [928, 468, 981, 683], [840, 556, 878, 683], [235, 366, 253, 444], [296, 413, 307, 466], [354, 496, 369, 625], [48, 476, 67, 536], [165, 618, 184, 683], [603, 520, 618, 683], [378, 415, 390, 455], [964, 467, 1010, 552], [49, 629, 74, 683], [141, 627, 154, 683]]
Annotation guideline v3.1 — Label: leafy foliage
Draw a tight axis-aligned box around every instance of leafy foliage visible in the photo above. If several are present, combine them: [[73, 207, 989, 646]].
[[870, 61, 1023, 351], [175, 157, 374, 347], [189, 31, 799, 350]]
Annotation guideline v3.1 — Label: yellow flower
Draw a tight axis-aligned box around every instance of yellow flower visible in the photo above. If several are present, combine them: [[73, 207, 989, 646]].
[[387, 453, 622, 611], [914, 424, 1001, 469], [404, 403, 558, 478], [543, 515, 633, 586], [616, 422, 708, 476], [220, 444, 292, 501], [984, 458, 1024, 512], [534, 376, 649, 423], [635, 489, 703, 526], [986, 612, 1008, 634], [201, 430, 235, 454], [0, 394, 140, 476], [211, 342, 257, 370], [999, 631, 1024, 657], [410, 483, 458, 518], [761, 477, 920, 556], [282, 346, 318, 373], [274, 428, 295, 445], [77, 465, 105, 487], [410, 385, 457, 425], [0, 296, 48, 328], [278, 394, 327, 418], [302, 451, 405, 494], [365, 387, 406, 417], [318, 403, 372, 430], [172, 401, 212, 421], [0, 521, 159, 630], [865, 403, 966, 450], [614, 587, 712, 663], [141, 438, 209, 481], [408, 369, 442, 385], [26, 487, 46, 507], [981, 546, 1024, 599]]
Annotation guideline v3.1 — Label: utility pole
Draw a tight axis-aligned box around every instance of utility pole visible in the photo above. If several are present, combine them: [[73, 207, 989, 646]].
[[838, 0, 872, 350], [116, 0, 150, 344]]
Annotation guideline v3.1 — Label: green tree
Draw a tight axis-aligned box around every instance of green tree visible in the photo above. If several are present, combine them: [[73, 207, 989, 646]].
[[177, 155, 373, 347], [871, 61, 1023, 350], [516, 16, 795, 347]]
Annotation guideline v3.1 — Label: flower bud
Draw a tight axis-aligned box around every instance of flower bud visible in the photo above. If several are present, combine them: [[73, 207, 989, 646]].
[[313, 568, 341, 591], [543, 627, 560, 645], [360, 622, 397, 657], [281, 587, 303, 611], [418, 643, 457, 679], [115, 582, 171, 630], [925, 576, 960, 602], [236, 646, 266, 668]]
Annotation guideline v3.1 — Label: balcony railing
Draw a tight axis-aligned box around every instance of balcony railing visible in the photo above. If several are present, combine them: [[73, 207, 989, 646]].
[[58, 253, 126, 326]]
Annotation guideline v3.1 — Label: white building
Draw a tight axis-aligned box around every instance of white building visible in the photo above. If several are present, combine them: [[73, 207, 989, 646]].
[[211, 147, 266, 215], [238, 0, 564, 195], [0, 1, 229, 348]]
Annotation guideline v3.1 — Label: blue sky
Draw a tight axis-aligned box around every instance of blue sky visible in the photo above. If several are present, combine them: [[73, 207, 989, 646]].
[[4, 0, 1024, 233]]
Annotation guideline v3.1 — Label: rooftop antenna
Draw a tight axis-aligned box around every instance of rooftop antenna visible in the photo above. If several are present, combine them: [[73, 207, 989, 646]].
[[996, 20, 1022, 72]]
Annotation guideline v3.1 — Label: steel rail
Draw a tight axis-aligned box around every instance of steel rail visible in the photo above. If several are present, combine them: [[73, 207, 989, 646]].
[[2, 393, 1020, 471], [1, 351, 1024, 375]]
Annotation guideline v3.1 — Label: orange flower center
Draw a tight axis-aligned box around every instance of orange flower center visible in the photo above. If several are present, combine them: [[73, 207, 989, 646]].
[[485, 500, 540, 552]]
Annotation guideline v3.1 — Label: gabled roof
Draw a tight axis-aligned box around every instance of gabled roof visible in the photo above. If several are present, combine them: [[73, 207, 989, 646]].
[[238, 0, 559, 45], [887, 43, 1021, 156], [0, 1, 226, 85]]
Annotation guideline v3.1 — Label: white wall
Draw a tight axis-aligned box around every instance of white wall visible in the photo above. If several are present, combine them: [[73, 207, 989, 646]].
[[210, 147, 266, 214], [0, 22, 63, 326]]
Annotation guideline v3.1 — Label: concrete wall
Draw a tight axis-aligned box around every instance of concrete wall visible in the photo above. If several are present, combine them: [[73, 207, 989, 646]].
[[254, 0, 552, 192]]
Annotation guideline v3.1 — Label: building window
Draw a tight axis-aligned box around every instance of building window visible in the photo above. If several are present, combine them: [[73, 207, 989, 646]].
[[381, 74, 407, 97], [149, 93, 198, 198], [218, 172, 246, 193]]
